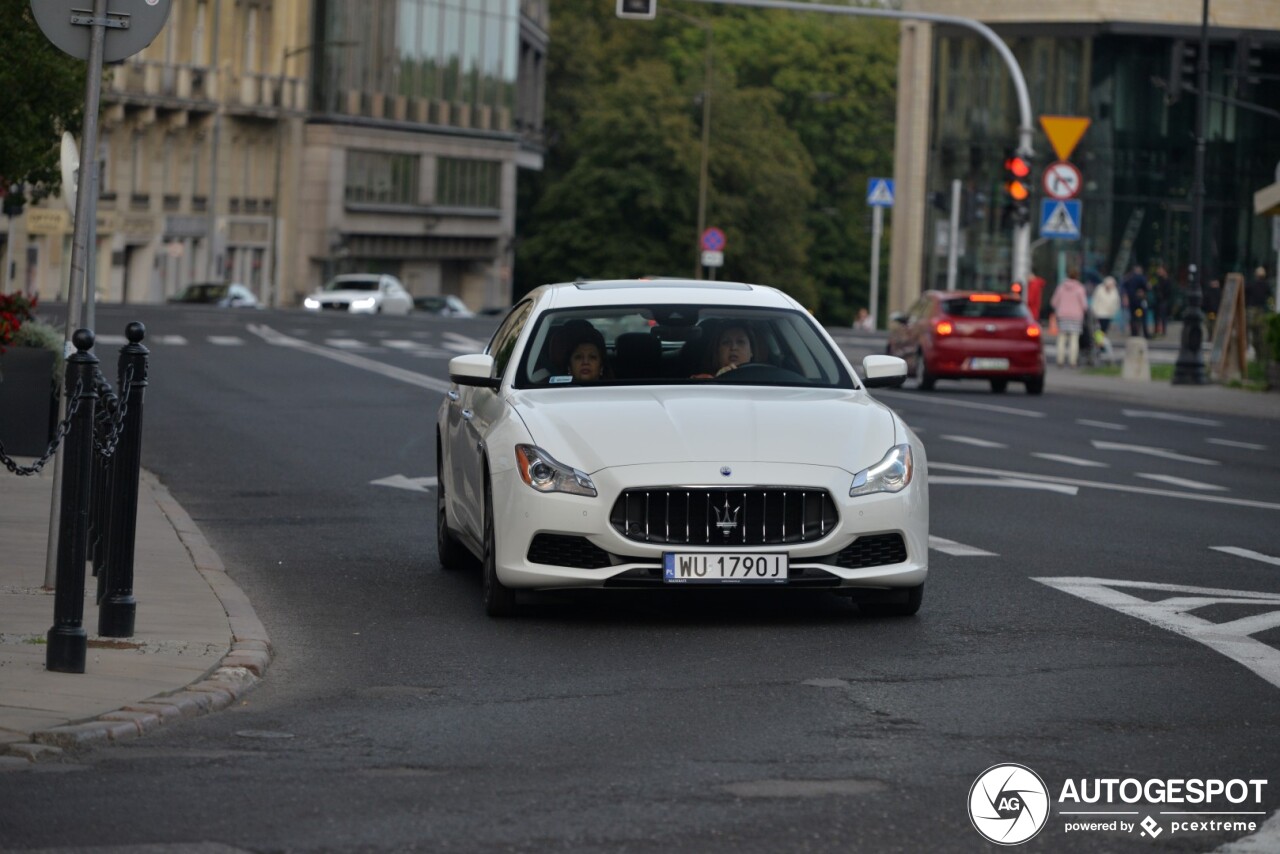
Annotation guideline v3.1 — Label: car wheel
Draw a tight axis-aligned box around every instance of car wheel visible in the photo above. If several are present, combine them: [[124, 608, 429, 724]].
[[1025, 376, 1045, 395], [858, 584, 924, 617], [436, 441, 473, 570], [990, 379, 1008, 393], [918, 363, 937, 391], [482, 476, 517, 617]]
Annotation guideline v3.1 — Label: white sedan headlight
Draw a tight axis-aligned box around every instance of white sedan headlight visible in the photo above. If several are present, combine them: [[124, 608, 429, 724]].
[[850, 444, 913, 496], [351, 297, 378, 310], [515, 445, 597, 497], [303, 297, 320, 309]]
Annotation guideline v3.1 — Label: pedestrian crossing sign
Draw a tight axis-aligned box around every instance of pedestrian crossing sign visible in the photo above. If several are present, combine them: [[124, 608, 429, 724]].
[[866, 178, 894, 207], [1040, 199, 1081, 239]]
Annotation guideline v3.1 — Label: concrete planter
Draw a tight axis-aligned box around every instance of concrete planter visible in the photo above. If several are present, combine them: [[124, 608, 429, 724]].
[[0, 347, 57, 457]]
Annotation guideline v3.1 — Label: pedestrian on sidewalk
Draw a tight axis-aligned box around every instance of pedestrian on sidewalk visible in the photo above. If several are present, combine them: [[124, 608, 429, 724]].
[[1051, 267, 1089, 367], [1121, 264, 1150, 338], [1246, 266, 1273, 364], [1090, 276, 1121, 336], [1203, 277, 1222, 337], [1152, 264, 1173, 337]]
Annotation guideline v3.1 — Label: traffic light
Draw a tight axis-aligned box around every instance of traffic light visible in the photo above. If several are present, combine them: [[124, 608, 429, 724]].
[[1166, 39, 1197, 104], [616, 0, 656, 20], [1003, 154, 1031, 226], [1, 184, 24, 218]]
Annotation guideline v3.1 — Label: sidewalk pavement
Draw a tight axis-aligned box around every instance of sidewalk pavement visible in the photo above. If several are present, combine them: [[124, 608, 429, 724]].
[[0, 466, 270, 768]]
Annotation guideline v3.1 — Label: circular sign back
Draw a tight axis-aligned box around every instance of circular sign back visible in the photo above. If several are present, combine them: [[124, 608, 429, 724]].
[[31, 0, 173, 64], [1042, 161, 1083, 200]]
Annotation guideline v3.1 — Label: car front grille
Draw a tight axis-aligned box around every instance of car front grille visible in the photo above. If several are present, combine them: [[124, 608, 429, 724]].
[[320, 302, 348, 310], [609, 488, 838, 546], [814, 533, 907, 569], [527, 534, 612, 569]]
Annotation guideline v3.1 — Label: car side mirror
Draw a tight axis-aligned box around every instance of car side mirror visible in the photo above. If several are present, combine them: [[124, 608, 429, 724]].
[[449, 354, 501, 388], [860, 354, 907, 388]]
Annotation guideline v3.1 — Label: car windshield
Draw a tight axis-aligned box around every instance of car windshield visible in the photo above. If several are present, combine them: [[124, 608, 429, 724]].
[[941, 297, 1031, 319], [179, 284, 227, 301], [513, 304, 854, 389], [326, 278, 378, 292]]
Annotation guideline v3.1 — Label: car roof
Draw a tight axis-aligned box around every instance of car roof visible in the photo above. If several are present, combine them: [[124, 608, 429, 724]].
[[526, 278, 801, 310]]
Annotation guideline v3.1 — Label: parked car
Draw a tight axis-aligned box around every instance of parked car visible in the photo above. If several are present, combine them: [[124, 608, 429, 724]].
[[168, 282, 261, 308], [413, 294, 475, 317], [887, 290, 1045, 394], [303, 274, 413, 315], [437, 277, 928, 617]]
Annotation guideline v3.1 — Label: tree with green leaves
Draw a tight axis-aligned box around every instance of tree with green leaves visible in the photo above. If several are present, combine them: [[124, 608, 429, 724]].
[[0, 0, 85, 208]]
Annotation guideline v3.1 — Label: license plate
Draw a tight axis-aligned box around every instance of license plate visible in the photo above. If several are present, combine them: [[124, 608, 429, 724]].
[[969, 357, 1010, 370], [663, 552, 788, 584]]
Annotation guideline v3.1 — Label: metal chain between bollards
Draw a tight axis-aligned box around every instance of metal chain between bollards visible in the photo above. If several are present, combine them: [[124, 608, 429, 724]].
[[91, 363, 136, 459], [0, 378, 88, 477]]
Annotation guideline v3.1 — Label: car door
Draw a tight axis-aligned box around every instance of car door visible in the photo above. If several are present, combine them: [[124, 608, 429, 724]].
[[451, 300, 532, 540], [385, 278, 411, 314]]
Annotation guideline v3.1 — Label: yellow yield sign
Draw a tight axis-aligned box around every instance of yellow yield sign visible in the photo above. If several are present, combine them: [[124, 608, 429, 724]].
[[1039, 116, 1091, 162]]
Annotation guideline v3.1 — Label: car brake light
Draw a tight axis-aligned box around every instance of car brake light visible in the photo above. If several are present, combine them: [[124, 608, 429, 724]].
[[968, 294, 1002, 302], [1027, 325, 1041, 338], [935, 320, 954, 336]]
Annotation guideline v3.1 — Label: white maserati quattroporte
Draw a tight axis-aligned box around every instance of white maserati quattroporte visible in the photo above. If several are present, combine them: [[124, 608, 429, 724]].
[[436, 279, 928, 617]]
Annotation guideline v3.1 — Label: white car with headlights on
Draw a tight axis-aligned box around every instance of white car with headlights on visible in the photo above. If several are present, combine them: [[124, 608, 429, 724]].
[[303, 273, 413, 315], [436, 278, 928, 617]]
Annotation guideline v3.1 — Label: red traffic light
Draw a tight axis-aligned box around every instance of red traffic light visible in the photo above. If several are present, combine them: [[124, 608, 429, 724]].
[[1003, 155, 1031, 202], [1004, 156, 1031, 178]]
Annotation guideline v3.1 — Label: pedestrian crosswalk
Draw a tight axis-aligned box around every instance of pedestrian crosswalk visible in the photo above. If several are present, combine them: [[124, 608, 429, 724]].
[[91, 329, 489, 359]]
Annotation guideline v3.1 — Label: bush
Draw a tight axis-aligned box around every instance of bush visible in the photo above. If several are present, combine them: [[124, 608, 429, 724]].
[[1266, 313, 1280, 364], [10, 318, 65, 377]]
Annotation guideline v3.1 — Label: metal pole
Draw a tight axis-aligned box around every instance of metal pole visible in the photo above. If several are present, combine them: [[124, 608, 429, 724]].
[[46, 0, 108, 589], [46, 330, 99, 673], [206, 0, 223, 281], [695, 24, 712, 279], [270, 47, 288, 308], [1173, 0, 1210, 385], [868, 204, 883, 329], [946, 178, 961, 290]]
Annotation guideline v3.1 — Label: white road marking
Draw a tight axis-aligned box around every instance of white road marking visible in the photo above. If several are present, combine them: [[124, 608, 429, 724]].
[[371, 474, 438, 492], [1033, 577, 1280, 690], [929, 462, 1280, 512], [1135, 473, 1228, 491], [929, 536, 998, 556], [1122, 408, 1222, 426], [208, 336, 245, 346], [1076, 419, 1128, 431], [325, 338, 371, 349], [1032, 453, 1109, 468], [1092, 440, 1220, 466], [443, 332, 488, 353], [1211, 547, 1280, 568], [383, 339, 453, 358], [940, 435, 1008, 448], [929, 476, 1079, 495], [93, 334, 127, 345], [247, 324, 454, 392], [876, 390, 1046, 418], [382, 340, 424, 350], [1206, 438, 1267, 451], [157, 334, 188, 345]]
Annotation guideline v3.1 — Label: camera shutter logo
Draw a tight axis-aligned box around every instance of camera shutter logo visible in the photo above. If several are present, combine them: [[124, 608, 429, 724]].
[[968, 764, 1051, 845]]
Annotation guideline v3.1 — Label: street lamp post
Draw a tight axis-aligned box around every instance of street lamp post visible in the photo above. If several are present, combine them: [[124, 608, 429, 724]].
[[664, 9, 713, 279], [1173, 0, 1210, 385]]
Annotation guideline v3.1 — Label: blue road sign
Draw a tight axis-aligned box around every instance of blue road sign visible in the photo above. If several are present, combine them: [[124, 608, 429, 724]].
[[866, 178, 895, 207], [1040, 199, 1082, 239]]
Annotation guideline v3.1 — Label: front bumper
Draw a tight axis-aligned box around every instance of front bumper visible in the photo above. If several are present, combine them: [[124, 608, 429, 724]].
[[490, 460, 928, 592]]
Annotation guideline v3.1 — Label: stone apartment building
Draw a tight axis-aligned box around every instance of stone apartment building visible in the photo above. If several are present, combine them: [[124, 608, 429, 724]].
[[3, 0, 547, 310], [891, 0, 1280, 315]]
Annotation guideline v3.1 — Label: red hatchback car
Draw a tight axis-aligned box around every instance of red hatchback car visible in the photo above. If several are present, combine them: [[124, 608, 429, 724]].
[[887, 290, 1045, 394]]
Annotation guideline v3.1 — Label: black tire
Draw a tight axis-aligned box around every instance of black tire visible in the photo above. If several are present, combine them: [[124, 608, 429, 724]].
[[859, 584, 924, 617], [990, 379, 1008, 393], [482, 478, 517, 617], [436, 440, 472, 570], [1025, 376, 1045, 395], [918, 367, 937, 391]]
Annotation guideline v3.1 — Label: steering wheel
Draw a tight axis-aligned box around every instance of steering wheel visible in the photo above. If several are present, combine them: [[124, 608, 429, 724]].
[[714, 362, 806, 383]]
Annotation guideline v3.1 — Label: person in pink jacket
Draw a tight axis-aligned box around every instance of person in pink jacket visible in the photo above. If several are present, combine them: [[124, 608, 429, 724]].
[[1050, 268, 1089, 367]]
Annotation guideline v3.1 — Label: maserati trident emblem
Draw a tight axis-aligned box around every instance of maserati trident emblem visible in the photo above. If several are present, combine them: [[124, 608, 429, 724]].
[[712, 495, 741, 537], [720, 466, 732, 477]]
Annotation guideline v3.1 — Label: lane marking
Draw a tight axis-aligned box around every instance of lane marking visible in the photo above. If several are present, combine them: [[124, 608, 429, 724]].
[[1032, 453, 1109, 468], [1206, 438, 1267, 451], [157, 334, 188, 345], [325, 338, 373, 350], [371, 474, 437, 492], [1033, 577, 1280, 690], [1122, 409, 1222, 426], [1135, 473, 1227, 492], [940, 435, 1008, 449], [876, 391, 1046, 418], [443, 332, 489, 353], [93, 334, 127, 346], [246, 324, 454, 392], [929, 462, 1280, 512], [929, 535, 998, 556], [1092, 440, 1220, 466], [931, 476, 1079, 495], [1076, 419, 1127, 431], [208, 336, 245, 346], [1211, 547, 1280, 568]]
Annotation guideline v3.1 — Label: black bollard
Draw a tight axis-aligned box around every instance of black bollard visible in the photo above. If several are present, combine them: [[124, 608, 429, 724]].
[[98, 322, 148, 638], [47, 330, 100, 674]]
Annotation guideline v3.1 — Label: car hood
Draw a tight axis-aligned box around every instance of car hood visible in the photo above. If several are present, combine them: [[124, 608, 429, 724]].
[[509, 387, 898, 475]]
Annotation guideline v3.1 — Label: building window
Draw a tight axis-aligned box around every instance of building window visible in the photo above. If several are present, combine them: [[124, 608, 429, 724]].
[[436, 157, 500, 208], [346, 149, 420, 204]]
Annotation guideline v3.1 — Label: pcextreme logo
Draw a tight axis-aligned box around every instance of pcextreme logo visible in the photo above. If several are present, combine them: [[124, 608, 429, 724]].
[[968, 765, 1270, 845], [968, 764, 1051, 845]]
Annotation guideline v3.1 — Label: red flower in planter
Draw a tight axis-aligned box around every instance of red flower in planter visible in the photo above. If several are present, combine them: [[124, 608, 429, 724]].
[[0, 292, 39, 352]]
